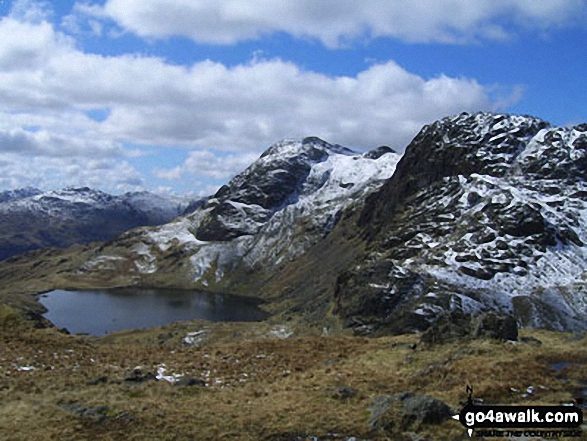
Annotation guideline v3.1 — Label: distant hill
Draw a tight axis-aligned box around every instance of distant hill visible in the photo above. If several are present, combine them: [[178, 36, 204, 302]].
[[0, 187, 194, 261]]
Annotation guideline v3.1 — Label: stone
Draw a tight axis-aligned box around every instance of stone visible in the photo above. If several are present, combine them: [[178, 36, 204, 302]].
[[173, 377, 206, 387], [420, 310, 472, 345], [471, 312, 518, 341], [368, 392, 453, 432], [123, 367, 157, 383], [330, 386, 358, 400], [420, 310, 518, 344]]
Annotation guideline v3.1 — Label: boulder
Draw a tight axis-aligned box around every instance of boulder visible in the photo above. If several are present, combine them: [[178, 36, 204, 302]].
[[173, 377, 206, 387], [369, 392, 453, 432], [123, 367, 157, 383], [420, 311, 518, 344], [471, 312, 518, 341]]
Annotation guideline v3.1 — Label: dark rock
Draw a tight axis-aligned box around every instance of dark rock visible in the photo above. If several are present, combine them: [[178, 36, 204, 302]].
[[330, 386, 358, 400], [467, 191, 482, 206], [86, 376, 108, 386], [519, 336, 542, 346], [173, 377, 206, 387], [420, 310, 473, 344], [459, 265, 495, 280], [364, 145, 397, 159], [470, 231, 496, 244], [123, 367, 157, 383], [420, 311, 518, 344], [488, 203, 545, 237], [471, 312, 518, 341], [369, 392, 453, 432]]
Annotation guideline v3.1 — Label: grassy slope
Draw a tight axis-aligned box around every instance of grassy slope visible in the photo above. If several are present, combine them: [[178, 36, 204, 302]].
[[1, 311, 585, 441]]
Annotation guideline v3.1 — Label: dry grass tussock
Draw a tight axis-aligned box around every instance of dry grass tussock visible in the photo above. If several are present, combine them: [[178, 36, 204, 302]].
[[0, 316, 585, 440]]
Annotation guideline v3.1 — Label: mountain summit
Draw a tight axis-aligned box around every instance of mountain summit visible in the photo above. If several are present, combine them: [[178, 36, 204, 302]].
[[337, 112, 587, 333], [2, 113, 586, 333]]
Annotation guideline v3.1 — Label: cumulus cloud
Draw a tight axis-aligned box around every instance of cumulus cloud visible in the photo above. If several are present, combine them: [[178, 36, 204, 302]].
[[0, 127, 124, 158], [0, 153, 144, 192], [0, 12, 500, 153], [0, 3, 517, 192], [154, 150, 260, 181], [95, 0, 587, 46]]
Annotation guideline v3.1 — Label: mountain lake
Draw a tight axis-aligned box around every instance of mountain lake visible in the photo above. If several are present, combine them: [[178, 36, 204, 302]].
[[39, 288, 269, 336]]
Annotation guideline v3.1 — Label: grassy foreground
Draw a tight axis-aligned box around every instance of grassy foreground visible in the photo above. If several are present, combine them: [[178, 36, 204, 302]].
[[0, 308, 586, 440]]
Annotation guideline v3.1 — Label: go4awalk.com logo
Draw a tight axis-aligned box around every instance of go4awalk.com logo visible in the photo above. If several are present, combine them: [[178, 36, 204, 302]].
[[452, 386, 584, 438]]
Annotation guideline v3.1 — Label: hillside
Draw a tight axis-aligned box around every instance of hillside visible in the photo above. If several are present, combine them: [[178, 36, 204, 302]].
[[0, 187, 193, 261], [1, 113, 586, 334]]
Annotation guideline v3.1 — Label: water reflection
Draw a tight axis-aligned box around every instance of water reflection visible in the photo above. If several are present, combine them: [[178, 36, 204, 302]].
[[39, 288, 268, 336]]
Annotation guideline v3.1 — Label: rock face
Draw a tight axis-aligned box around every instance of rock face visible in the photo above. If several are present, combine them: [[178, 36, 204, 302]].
[[335, 112, 587, 333], [195, 137, 343, 241], [0, 187, 191, 261], [7, 112, 587, 335], [369, 393, 453, 432], [420, 311, 518, 344], [63, 137, 400, 292]]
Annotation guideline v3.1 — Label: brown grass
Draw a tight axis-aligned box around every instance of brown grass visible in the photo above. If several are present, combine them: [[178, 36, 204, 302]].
[[1, 319, 586, 440]]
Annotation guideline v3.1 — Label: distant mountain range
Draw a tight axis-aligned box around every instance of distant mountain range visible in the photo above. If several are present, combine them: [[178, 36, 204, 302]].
[[2, 112, 586, 333], [0, 187, 196, 261]]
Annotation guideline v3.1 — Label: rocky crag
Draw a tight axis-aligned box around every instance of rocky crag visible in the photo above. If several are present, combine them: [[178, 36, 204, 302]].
[[2, 113, 586, 333]]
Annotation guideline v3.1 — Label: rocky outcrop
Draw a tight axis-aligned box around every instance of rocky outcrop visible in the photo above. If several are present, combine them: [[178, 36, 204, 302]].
[[194, 137, 346, 241], [360, 113, 549, 229], [420, 311, 518, 344], [335, 112, 587, 333], [369, 392, 453, 432]]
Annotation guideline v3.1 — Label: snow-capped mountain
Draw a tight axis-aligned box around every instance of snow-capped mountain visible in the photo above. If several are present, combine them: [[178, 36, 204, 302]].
[[3, 112, 586, 333], [63, 137, 400, 290], [0, 187, 192, 260], [335, 112, 587, 333], [0, 187, 42, 203]]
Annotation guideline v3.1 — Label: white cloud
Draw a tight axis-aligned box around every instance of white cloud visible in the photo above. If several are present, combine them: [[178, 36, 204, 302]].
[[154, 150, 260, 181], [0, 12, 500, 153], [0, 4, 514, 192], [96, 0, 587, 47], [0, 153, 144, 192], [0, 127, 124, 158]]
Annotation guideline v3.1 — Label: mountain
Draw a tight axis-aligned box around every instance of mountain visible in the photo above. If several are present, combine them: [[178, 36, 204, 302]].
[[2, 112, 586, 333], [23, 138, 399, 295], [0, 187, 43, 203], [0, 187, 192, 261], [335, 112, 587, 333]]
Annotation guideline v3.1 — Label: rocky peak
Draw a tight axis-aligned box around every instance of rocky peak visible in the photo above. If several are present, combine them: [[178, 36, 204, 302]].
[[337, 112, 587, 334], [360, 112, 550, 228], [0, 187, 42, 203], [194, 137, 358, 241]]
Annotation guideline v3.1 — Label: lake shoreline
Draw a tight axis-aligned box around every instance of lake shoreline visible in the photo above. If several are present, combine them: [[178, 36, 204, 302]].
[[39, 288, 270, 337]]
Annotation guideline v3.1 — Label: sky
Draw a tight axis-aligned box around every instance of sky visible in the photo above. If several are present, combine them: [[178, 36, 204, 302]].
[[0, 0, 586, 196]]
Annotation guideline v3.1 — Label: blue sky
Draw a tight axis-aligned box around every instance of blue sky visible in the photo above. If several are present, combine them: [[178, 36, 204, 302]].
[[0, 0, 586, 196]]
